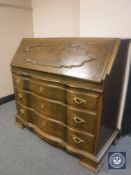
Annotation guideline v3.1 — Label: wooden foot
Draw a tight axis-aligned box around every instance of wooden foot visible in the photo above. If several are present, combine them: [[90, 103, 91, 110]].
[[16, 117, 25, 129], [80, 157, 103, 173]]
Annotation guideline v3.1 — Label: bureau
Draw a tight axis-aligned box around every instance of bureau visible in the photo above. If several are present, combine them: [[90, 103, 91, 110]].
[[11, 38, 129, 173]]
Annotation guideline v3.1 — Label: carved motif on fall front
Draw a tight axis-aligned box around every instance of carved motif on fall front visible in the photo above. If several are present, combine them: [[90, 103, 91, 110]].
[[22, 43, 98, 69]]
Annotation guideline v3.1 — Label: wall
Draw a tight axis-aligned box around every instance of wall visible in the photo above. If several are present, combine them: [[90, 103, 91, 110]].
[[1, 0, 130, 129], [80, 0, 131, 38], [32, 0, 131, 130], [0, 0, 32, 8], [80, 0, 131, 129], [32, 0, 131, 38], [0, 0, 33, 98], [32, 0, 80, 37]]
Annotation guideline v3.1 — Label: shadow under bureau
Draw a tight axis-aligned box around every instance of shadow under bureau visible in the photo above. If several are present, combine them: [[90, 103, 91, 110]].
[[11, 38, 129, 173]]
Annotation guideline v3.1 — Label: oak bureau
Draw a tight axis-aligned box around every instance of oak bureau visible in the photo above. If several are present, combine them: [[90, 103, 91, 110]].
[[11, 38, 129, 173]]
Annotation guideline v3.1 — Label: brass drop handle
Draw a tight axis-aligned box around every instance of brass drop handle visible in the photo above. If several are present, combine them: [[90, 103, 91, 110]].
[[39, 86, 44, 93], [20, 109, 24, 114], [73, 135, 85, 144], [72, 114, 86, 124], [73, 97, 86, 104], [18, 93, 23, 99]]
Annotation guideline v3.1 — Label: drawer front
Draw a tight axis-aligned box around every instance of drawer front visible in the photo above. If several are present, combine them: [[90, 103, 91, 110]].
[[67, 106, 96, 134], [16, 102, 30, 122], [66, 89, 99, 110], [31, 111, 65, 140], [15, 87, 66, 123], [12, 74, 26, 89], [67, 128, 94, 153], [15, 88, 29, 105], [13, 73, 65, 102], [16, 102, 65, 140], [28, 79, 65, 102], [31, 95, 66, 123]]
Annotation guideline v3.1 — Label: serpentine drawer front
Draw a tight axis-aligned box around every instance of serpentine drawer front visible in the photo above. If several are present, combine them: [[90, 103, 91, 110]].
[[13, 73, 66, 102], [15, 87, 66, 123], [16, 102, 65, 140], [11, 38, 129, 173], [67, 106, 97, 134], [66, 128, 95, 153], [66, 88, 99, 110]]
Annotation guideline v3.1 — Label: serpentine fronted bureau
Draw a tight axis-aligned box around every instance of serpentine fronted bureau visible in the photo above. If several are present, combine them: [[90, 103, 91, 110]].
[[11, 38, 129, 173]]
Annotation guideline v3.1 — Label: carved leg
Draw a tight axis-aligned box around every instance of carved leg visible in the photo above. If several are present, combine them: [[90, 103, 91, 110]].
[[80, 157, 103, 173], [16, 117, 25, 129]]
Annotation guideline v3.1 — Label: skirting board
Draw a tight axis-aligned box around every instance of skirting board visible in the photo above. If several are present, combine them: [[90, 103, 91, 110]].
[[0, 94, 15, 105]]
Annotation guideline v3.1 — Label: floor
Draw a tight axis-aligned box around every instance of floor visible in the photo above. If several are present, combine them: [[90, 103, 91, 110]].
[[0, 101, 131, 175]]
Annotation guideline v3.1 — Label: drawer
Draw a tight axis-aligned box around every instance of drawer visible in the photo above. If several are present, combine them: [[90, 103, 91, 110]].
[[15, 87, 66, 123], [12, 74, 27, 89], [28, 79, 65, 102], [13, 73, 66, 102], [15, 87, 30, 105], [16, 102, 30, 122], [31, 110, 65, 140], [67, 106, 96, 134], [16, 102, 65, 140], [66, 88, 99, 110], [67, 128, 94, 153], [31, 95, 66, 123]]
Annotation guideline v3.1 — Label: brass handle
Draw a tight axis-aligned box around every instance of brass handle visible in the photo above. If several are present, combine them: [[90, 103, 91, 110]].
[[39, 86, 44, 93], [72, 114, 86, 124], [18, 93, 23, 99], [73, 135, 85, 144], [20, 109, 24, 114], [73, 97, 86, 104]]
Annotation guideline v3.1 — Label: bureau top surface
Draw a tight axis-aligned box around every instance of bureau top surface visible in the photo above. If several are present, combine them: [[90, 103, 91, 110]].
[[11, 38, 121, 83]]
